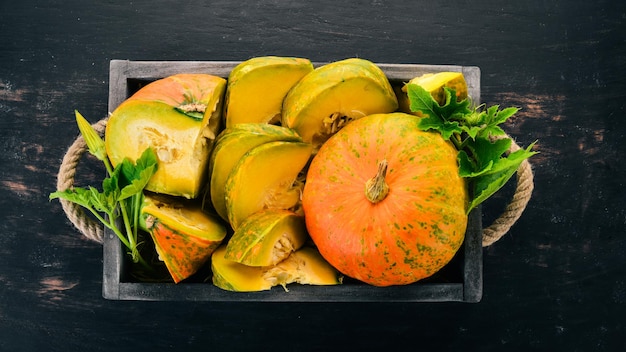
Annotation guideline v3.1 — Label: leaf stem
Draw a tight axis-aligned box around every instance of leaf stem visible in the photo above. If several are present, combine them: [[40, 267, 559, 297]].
[[103, 150, 152, 270], [86, 206, 132, 249], [102, 156, 114, 177], [119, 201, 137, 257], [133, 193, 141, 244], [107, 218, 132, 249]]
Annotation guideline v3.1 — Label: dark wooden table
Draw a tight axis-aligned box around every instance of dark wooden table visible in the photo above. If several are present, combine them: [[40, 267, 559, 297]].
[[1, 0, 624, 350]]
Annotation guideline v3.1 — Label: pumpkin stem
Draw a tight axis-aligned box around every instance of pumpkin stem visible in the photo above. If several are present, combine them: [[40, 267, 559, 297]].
[[365, 159, 389, 204]]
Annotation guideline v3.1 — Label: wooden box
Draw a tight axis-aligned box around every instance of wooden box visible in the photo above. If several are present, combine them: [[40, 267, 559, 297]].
[[102, 60, 483, 302]]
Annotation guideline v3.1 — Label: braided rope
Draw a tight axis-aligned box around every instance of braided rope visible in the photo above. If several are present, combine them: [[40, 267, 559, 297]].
[[55, 118, 108, 244], [481, 138, 534, 246], [55, 118, 533, 246]]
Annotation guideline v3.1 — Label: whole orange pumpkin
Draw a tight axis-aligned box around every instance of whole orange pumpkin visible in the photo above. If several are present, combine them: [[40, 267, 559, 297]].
[[302, 112, 468, 287]]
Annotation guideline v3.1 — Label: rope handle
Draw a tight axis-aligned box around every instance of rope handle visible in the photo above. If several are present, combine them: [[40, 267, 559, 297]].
[[56, 117, 108, 244], [482, 138, 534, 246], [55, 118, 534, 247]]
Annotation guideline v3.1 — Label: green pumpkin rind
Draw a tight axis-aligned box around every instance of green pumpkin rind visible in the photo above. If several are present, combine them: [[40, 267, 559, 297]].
[[208, 123, 303, 220], [337, 58, 397, 95], [224, 209, 308, 266]]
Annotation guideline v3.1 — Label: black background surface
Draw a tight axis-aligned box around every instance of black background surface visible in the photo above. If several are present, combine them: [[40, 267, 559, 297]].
[[1, 0, 624, 351]]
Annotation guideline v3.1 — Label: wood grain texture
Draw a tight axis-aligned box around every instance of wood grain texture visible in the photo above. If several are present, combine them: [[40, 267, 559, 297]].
[[1, 0, 624, 350]]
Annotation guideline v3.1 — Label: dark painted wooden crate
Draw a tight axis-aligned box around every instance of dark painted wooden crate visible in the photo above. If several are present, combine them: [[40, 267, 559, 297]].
[[103, 60, 483, 302]]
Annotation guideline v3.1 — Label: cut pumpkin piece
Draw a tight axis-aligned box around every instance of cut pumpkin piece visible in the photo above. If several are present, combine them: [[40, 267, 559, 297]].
[[224, 140, 312, 230], [224, 56, 314, 127], [338, 58, 397, 92], [399, 71, 468, 112], [224, 209, 308, 266], [106, 73, 226, 199], [282, 58, 398, 149], [208, 123, 302, 221], [212, 245, 343, 292], [141, 193, 227, 283]]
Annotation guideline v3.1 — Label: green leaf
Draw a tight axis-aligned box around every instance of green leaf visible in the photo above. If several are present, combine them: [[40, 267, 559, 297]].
[[419, 118, 463, 140], [102, 169, 119, 195], [461, 125, 483, 140], [407, 83, 437, 115], [406, 78, 537, 216], [408, 84, 469, 140], [477, 125, 507, 139], [408, 84, 471, 122], [118, 148, 157, 201], [432, 87, 471, 120], [49, 187, 93, 209], [484, 143, 537, 176], [468, 163, 519, 212], [473, 138, 512, 172], [136, 146, 158, 172], [88, 186, 117, 214], [462, 109, 486, 126], [458, 150, 493, 178], [467, 142, 538, 211], [457, 138, 511, 178], [474, 106, 518, 139], [490, 106, 519, 125]]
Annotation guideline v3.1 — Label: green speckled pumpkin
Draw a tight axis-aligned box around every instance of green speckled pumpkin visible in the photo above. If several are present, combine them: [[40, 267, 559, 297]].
[[302, 112, 468, 287]]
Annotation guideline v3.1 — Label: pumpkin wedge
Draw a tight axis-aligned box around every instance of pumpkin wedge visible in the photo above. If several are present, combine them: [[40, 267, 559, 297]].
[[208, 123, 302, 221], [224, 56, 314, 127], [224, 209, 308, 266], [302, 112, 468, 287], [106, 73, 226, 199], [141, 193, 227, 283], [212, 245, 342, 292], [224, 140, 312, 230], [282, 58, 398, 149]]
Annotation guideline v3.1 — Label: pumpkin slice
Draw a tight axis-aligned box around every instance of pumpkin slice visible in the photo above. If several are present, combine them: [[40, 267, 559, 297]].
[[399, 71, 468, 112], [212, 245, 342, 292], [302, 112, 468, 287], [339, 58, 397, 91], [282, 58, 398, 150], [224, 209, 308, 266], [208, 123, 302, 221], [106, 73, 226, 199], [141, 193, 227, 283], [224, 56, 314, 127], [224, 140, 312, 230]]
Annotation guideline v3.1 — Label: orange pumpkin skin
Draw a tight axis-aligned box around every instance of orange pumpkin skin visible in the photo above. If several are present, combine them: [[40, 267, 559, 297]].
[[302, 112, 468, 287], [124, 73, 224, 108]]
